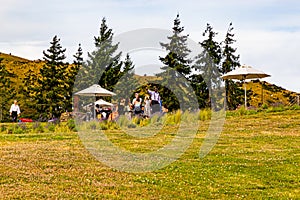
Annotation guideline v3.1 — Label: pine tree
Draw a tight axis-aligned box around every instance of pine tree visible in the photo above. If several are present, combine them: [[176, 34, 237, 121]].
[[159, 14, 192, 79], [37, 35, 69, 119], [189, 73, 209, 108], [79, 18, 122, 92], [221, 23, 243, 109], [69, 44, 84, 113], [157, 14, 193, 111], [113, 53, 138, 101], [193, 24, 222, 108], [23, 68, 41, 119], [0, 58, 16, 121]]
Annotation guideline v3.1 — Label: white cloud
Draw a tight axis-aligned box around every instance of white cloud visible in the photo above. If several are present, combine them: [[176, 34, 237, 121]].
[[0, 0, 300, 92]]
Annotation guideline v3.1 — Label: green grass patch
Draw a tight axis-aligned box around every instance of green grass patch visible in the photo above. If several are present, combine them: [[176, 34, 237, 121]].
[[0, 109, 299, 199]]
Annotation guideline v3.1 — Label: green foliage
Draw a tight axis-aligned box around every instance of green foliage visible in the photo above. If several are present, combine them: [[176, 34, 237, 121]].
[[117, 115, 131, 127], [1, 110, 300, 199], [33, 122, 44, 133], [99, 120, 120, 130], [157, 14, 193, 111], [67, 119, 77, 132], [46, 123, 56, 132], [75, 18, 122, 93], [0, 124, 7, 132], [192, 23, 222, 109], [112, 54, 138, 101], [199, 108, 212, 121], [221, 23, 242, 110], [0, 58, 16, 122], [23, 36, 78, 119], [127, 123, 137, 128]]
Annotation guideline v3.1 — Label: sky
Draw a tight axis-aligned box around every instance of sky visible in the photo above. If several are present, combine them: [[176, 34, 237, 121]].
[[1, 0, 300, 92]]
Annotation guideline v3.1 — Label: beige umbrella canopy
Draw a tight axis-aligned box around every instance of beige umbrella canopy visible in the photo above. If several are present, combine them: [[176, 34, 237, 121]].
[[75, 84, 116, 119], [94, 99, 114, 107], [222, 65, 270, 108]]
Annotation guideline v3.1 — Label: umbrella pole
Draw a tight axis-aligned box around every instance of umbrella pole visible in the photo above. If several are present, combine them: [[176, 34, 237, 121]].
[[244, 80, 247, 109], [94, 102, 96, 120]]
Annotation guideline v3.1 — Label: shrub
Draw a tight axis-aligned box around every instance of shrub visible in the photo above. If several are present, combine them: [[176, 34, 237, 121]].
[[139, 118, 150, 127], [0, 125, 7, 132], [13, 126, 25, 134], [47, 123, 56, 132], [117, 115, 131, 128], [199, 109, 211, 121], [99, 121, 120, 130], [127, 123, 136, 128], [67, 119, 77, 132], [33, 122, 44, 133]]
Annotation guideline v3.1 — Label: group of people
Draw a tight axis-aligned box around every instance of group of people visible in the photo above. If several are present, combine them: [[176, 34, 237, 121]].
[[7, 88, 165, 123], [117, 87, 167, 119], [95, 104, 112, 120]]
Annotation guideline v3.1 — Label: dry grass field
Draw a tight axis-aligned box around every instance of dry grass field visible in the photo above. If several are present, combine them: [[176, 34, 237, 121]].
[[0, 108, 299, 199]]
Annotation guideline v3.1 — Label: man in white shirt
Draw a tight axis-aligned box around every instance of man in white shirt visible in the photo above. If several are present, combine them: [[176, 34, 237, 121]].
[[9, 100, 21, 122], [147, 87, 161, 114]]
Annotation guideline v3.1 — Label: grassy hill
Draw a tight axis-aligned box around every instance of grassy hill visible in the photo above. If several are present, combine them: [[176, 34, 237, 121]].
[[1, 52, 298, 111], [0, 109, 299, 198], [0, 52, 45, 120], [243, 80, 298, 108]]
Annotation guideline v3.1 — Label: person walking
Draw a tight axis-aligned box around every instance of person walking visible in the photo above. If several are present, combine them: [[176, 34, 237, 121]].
[[132, 93, 143, 116], [144, 96, 151, 118], [9, 100, 21, 122], [147, 87, 161, 114]]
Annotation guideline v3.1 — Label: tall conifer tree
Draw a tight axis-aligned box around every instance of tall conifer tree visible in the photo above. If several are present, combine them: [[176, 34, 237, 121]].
[[158, 14, 192, 111], [36, 35, 69, 118], [81, 18, 122, 92], [193, 24, 222, 108], [221, 23, 243, 109], [0, 58, 16, 121], [113, 53, 138, 100]]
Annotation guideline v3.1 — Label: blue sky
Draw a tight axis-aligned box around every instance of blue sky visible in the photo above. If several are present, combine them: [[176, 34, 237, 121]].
[[1, 0, 300, 92]]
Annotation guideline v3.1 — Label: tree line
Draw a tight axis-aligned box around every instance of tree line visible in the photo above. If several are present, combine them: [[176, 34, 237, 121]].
[[0, 14, 245, 122]]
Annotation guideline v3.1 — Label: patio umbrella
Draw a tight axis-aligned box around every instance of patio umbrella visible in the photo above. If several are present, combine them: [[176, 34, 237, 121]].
[[74, 84, 116, 119], [221, 65, 270, 108], [94, 99, 113, 107]]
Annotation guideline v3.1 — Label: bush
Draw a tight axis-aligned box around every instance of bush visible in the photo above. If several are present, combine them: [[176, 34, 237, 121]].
[[99, 121, 120, 130], [127, 123, 136, 128], [67, 119, 77, 132], [199, 109, 211, 121], [117, 115, 131, 128], [13, 126, 26, 134], [0, 125, 7, 132], [33, 122, 44, 133], [47, 123, 56, 132]]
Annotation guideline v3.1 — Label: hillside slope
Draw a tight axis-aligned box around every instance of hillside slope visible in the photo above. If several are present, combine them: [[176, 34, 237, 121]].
[[1, 52, 298, 109], [236, 80, 298, 107]]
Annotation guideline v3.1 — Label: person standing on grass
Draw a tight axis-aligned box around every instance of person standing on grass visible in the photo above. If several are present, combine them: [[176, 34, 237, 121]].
[[9, 100, 21, 122], [147, 86, 161, 114], [144, 96, 151, 118]]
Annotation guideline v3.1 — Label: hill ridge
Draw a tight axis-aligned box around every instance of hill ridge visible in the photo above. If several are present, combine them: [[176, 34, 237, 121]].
[[1, 52, 298, 108]]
